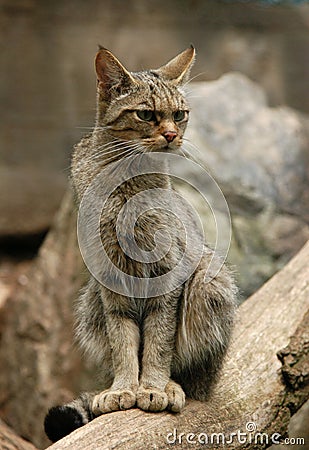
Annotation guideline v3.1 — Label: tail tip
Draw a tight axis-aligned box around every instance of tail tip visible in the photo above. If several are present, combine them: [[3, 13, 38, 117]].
[[44, 405, 86, 442]]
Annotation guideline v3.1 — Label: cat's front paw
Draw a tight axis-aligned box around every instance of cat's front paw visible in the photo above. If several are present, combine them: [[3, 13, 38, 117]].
[[165, 380, 186, 412], [136, 381, 185, 413], [92, 389, 136, 414], [136, 386, 168, 412]]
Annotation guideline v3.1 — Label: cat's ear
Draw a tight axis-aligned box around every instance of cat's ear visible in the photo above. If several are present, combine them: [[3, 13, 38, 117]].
[[155, 46, 196, 86], [95, 48, 137, 98]]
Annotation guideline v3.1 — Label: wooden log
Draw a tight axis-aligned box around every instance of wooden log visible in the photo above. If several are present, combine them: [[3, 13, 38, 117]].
[[0, 419, 38, 450], [0, 190, 86, 449], [46, 240, 309, 449]]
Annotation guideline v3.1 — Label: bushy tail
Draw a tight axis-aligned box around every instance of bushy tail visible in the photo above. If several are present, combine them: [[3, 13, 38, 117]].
[[44, 392, 98, 443]]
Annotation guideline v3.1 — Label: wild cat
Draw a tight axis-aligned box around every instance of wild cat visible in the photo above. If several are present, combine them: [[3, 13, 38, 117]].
[[44, 46, 237, 442]]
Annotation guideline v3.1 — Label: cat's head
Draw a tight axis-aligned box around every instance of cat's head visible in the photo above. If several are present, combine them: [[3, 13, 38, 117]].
[[94, 46, 195, 153]]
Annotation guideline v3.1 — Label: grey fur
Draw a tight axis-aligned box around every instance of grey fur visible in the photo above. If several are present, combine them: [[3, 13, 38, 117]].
[[45, 47, 237, 440]]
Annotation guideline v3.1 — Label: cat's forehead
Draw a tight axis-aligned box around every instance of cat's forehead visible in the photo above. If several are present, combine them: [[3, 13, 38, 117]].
[[130, 71, 188, 111]]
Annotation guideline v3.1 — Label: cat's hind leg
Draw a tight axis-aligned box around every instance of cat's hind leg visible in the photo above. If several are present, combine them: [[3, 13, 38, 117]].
[[172, 252, 237, 401], [44, 277, 113, 442]]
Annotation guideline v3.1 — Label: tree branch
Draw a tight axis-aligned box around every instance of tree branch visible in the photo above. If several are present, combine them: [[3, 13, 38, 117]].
[[0, 190, 86, 449], [0, 419, 38, 450], [46, 240, 309, 450]]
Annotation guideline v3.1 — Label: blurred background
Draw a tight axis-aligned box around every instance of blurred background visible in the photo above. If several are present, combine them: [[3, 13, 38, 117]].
[[1, 0, 309, 290], [0, 1, 308, 448], [1, 0, 309, 287]]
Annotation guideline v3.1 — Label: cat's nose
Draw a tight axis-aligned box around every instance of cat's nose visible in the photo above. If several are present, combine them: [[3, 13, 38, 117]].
[[162, 131, 177, 143]]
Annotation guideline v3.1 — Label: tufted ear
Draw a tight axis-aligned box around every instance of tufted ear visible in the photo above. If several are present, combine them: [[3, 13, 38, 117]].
[[154, 46, 196, 86], [95, 47, 137, 99]]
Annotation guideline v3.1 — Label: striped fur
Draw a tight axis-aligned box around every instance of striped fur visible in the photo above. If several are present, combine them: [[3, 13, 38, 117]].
[[44, 47, 237, 443]]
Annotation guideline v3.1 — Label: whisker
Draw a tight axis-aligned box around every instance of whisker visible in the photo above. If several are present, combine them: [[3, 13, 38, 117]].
[[109, 146, 146, 173], [178, 147, 190, 160], [90, 148, 136, 165], [89, 142, 144, 165], [91, 142, 138, 159], [96, 144, 138, 158], [181, 145, 203, 165], [181, 140, 211, 171], [95, 144, 142, 160], [85, 139, 140, 161], [183, 71, 207, 87], [93, 136, 137, 151], [75, 125, 112, 131], [178, 147, 202, 168], [75, 126, 96, 130], [183, 138, 206, 158], [185, 95, 202, 100]]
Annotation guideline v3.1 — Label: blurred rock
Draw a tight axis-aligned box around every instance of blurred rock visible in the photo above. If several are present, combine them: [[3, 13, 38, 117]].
[[187, 74, 309, 219], [182, 74, 309, 297]]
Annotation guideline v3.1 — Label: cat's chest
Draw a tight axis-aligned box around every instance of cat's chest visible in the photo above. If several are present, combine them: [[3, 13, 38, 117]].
[[99, 183, 182, 275], [100, 192, 175, 249]]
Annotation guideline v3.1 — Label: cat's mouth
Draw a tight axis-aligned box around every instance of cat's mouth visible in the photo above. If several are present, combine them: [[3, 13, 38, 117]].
[[164, 140, 182, 151], [150, 143, 177, 153], [142, 136, 182, 153]]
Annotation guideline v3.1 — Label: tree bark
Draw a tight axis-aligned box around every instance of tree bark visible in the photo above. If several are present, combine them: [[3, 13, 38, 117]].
[[0, 187, 308, 450], [0, 419, 38, 450], [46, 240, 309, 450], [0, 190, 88, 449]]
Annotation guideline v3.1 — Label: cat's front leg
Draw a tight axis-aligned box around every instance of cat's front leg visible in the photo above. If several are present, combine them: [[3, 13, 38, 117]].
[[137, 294, 185, 413], [92, 289, 139, 415]]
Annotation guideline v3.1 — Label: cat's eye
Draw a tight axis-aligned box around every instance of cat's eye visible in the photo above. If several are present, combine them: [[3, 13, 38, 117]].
[[136, 110, 155, 121], [173, 110, 186, 122]]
